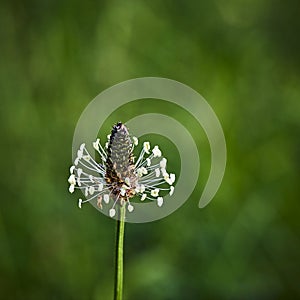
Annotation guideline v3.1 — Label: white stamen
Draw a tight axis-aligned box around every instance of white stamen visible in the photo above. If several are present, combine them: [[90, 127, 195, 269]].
[[170, 173, 176, 184], [104, 194, 110, 204], [79, 143, 85, 151], [128, 204, 134, 212], [74, 157, 79, 166], [151, 188, 159, 197], [70, 166, 75, 174], [68, 174, 76, 185], [137, 169, 142, 177], [143, 142, 150, 154], [89, 175, 94, 182], [141, 167, 148, 175], [137, 167, 147, 177], [77, 168, 83, 177], [85, 187, 88, 197], [163, 173, 170, 182], [165, 178, 172, 185], [89, 186, 95, 195], [169, 186, 175, 196], [78, 198, 82, 208], [93, 138, 100, 151], [141, 194, 147, 201], [83, 155, 90, 161], [120, 188, 126, 196], [146, 158, 151, 166], [133, 136, 138, 146], [160, 158, 167, 169], [140, 184, 145, 193], [157, 197, 163, 207], [161, 168, 168, 177], [155, 168, 160, 177], [152, 145, 162, 157], [77, 149, 83, 159], [98, 183, 103, 191], [109, 208, 116, 218], [69, 184, 75, 193]]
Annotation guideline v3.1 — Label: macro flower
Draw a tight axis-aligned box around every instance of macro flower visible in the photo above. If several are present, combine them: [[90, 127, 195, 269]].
[[68, 122, 175, 217]]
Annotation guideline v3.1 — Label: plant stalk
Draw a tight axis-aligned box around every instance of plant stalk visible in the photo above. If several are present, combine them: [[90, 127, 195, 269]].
[[114, 205, 126, 300]]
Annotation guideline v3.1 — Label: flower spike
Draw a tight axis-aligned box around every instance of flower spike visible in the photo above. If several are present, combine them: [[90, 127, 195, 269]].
[[68, 122, 175, 217]]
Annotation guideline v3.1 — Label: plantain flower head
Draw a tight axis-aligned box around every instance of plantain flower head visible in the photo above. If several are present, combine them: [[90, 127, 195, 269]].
[[68, 122, 175, 217]]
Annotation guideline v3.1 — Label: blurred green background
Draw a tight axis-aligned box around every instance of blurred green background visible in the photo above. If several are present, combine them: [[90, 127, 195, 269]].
[[1, 0, 300, 299]]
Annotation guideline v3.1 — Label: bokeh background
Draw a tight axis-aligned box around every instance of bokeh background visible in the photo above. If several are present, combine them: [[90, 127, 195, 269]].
[[1, 0, 300, 299]]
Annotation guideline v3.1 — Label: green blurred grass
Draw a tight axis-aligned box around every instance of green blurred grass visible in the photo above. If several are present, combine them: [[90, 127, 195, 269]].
[[0, 0, 300, 299]]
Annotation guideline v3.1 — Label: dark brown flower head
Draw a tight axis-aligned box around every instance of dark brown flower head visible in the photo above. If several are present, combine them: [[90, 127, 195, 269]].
[[105, 122, 137, 201]]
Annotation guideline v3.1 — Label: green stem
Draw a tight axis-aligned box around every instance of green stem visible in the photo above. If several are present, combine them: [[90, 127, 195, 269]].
[[114, 205, 126, 300]]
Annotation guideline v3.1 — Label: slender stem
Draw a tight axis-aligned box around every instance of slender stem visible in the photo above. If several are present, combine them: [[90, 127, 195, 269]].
[[114, 204, 126, 300]]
